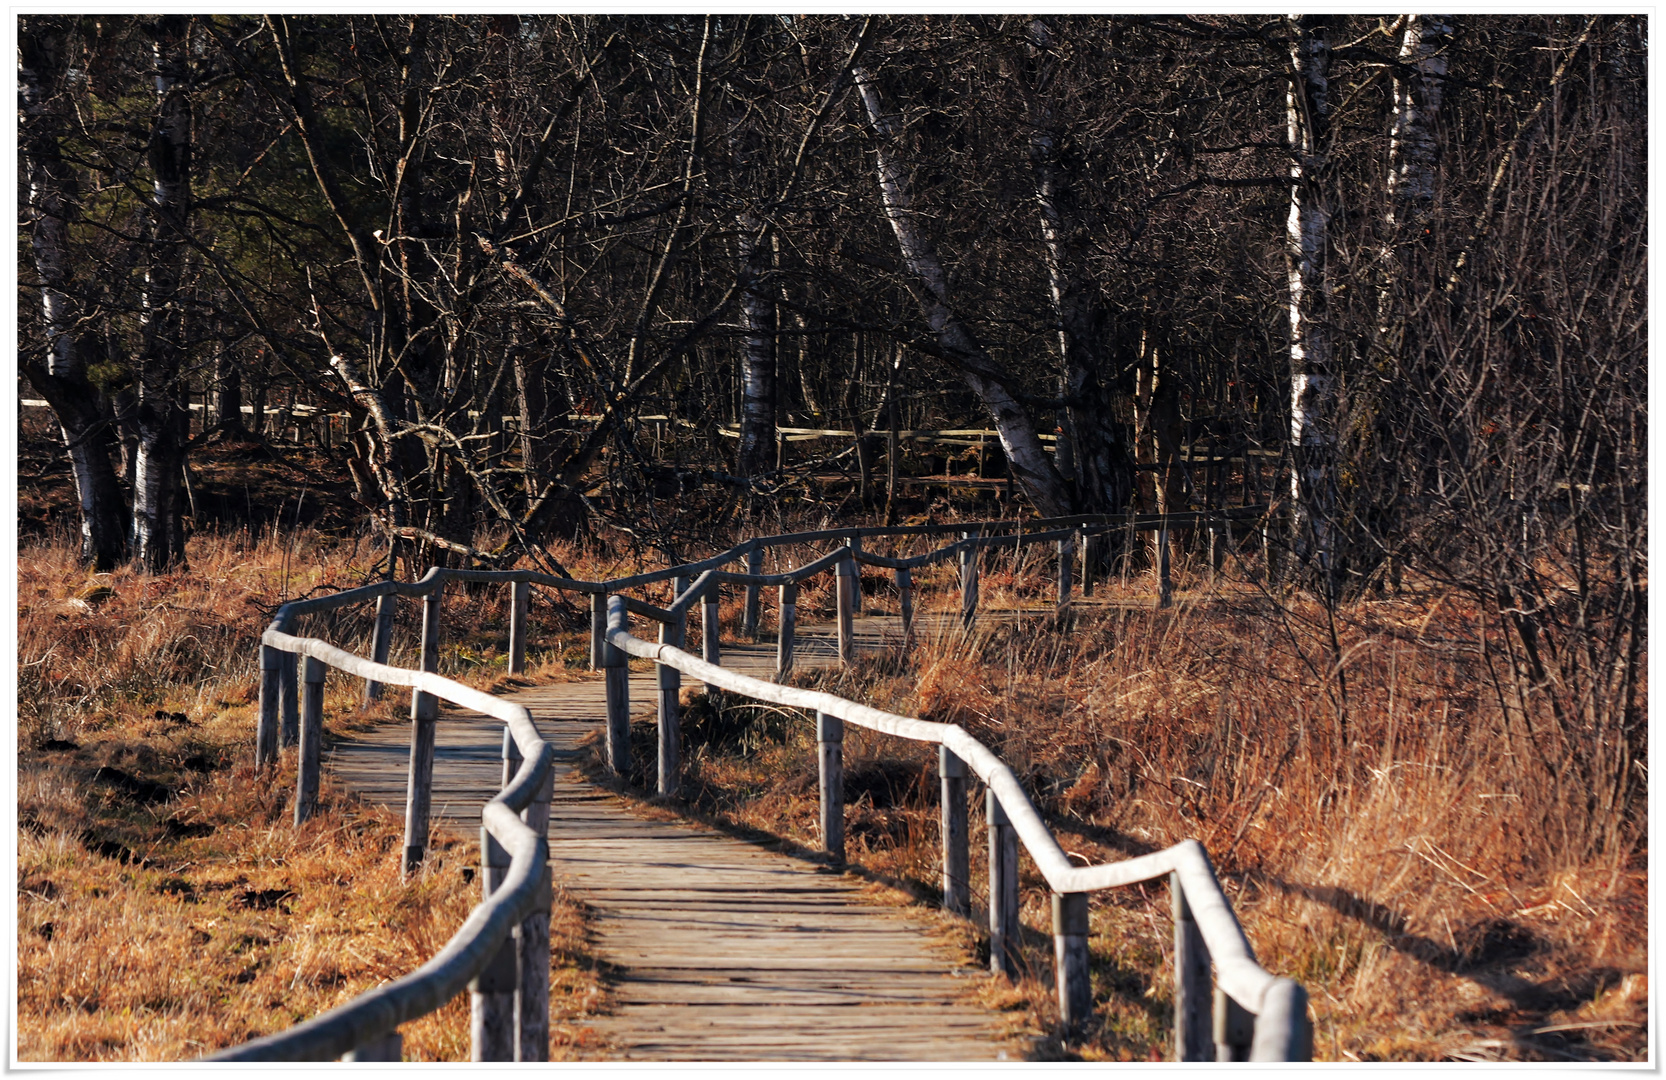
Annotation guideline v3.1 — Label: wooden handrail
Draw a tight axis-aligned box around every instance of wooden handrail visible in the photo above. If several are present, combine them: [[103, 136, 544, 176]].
[[216, 635, 555, 1062], [239, 502, 1298, 1060], [605, 611, 1310, 1060]]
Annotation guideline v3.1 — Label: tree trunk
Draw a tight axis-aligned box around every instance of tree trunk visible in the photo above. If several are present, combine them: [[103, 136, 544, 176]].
[[212, 332, 246, 437], [1020, 19, 1135, 515], [130, 15, 195, 571], [21, 18, 130, 569], [735, 210, 777, 477], [854, 66, 1072, 517], [1286, 15, 1338, 591]]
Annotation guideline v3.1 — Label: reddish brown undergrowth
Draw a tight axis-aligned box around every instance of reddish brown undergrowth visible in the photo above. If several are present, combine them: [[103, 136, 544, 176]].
[[654, 550, 1646, 1062], [17, 527, 610, 1061]]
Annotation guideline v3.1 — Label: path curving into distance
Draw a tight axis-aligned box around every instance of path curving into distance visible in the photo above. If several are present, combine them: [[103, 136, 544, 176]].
[[325, 610, 1030, 1061]]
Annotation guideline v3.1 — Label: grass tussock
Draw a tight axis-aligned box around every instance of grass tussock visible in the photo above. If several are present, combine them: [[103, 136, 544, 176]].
[[633, 548, 1646, 1063], [17, 527, 614, 1061]]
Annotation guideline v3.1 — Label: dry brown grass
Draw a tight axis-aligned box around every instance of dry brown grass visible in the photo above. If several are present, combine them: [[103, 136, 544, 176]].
[[630, 547, 1647, 1062], [16, 526, 613, 1061]]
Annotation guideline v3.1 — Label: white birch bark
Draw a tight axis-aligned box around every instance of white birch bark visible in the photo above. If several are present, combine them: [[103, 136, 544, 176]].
[[853, 66, 1072, 517], [131, 15, 194, 570], [735, 210, 777, 477], [1387, 15, 1452, 225], [1285, 15, 1337, 582]]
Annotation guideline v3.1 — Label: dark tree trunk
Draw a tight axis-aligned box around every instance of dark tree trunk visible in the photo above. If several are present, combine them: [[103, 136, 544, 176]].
[[20, 17, 130, 568]]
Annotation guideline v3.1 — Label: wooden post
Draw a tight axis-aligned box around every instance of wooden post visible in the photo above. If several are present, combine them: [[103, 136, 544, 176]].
[[508, 580, 530, 676], [589, 592, 606, 671], [1057, 532, 1075, 606], [1158, 517, 1174, 609], [1053, 891, 1092, 1029], [657, 613, 683, 798], [896, 567, 914, 647], [294, 655, 325, 826], [470, 827, 517, 1061], [1080, 531, 1095, 598], [363, 592, 396, 705], [702, 582, 722, 698], [987, 789, 1019, 978], [1249, 978, 1312, 1061], [604, 597, 631, 780], [742, 547, 764, 639], [256, 645, 280, 770], [939, 746, 968, 915], [776, 582, 798, 677], [279, 651, 299, 748], [341, 1032, 402, 1062], [836, 552, 857, 663], [817, 711, 844, 863], [1171, 872, 1212, 1061], [517, 761, 554, 1062], [1214, 987, 1255, 1061], [1211, 520, 1229, 583], [403, 584, 443, 877], [960, 532, 979, 627]]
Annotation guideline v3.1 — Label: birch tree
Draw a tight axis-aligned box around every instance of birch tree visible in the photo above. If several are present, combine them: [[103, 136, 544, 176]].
[[129, 15, 196, 570], [853, 62, 1074, 517], [1284, 15, 1337, 589]]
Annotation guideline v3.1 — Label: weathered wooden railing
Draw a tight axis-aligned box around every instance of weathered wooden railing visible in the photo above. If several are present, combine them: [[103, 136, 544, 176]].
[[213, 634, 553, 1062], [231, 505, 1291, 1061], [595, 516, 1309, 1062]]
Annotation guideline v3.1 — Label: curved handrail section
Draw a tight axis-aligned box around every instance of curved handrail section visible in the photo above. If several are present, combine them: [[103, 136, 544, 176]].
[[237, 502, 1289, 1060], [605, 619, 1296, 1031], [210, 633, 555, 1062]]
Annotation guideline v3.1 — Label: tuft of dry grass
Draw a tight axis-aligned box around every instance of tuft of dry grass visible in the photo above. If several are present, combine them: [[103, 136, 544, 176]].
[[629, 559, 1647, 1062]]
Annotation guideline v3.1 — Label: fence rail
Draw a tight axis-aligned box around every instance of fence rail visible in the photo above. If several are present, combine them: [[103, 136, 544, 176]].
[[225, 505, 1306, 1061]]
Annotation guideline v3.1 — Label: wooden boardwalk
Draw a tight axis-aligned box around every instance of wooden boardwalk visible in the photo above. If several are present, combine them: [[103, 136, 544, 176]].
[[325, 612, 1024, 1061]]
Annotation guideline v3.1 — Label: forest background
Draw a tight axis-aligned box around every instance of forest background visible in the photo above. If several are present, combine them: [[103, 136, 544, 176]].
[[16, 14, 1646, 1062]]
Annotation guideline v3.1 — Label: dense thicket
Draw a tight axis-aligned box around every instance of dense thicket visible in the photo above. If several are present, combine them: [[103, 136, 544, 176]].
[[19, 16, 1644, 853]]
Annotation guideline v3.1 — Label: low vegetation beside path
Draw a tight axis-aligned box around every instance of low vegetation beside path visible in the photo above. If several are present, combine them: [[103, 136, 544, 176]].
[[16, 529, 610, 1061], [608, 553, 1647, 1062]]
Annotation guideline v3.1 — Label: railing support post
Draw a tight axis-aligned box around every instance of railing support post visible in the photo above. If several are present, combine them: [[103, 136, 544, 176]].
[[363, 592, 396, 705], [256, 644, 281, 769], [657, 611, 684, 799], [1214, 987, 1255, 1061], [508, 580, 530, 676], [895, 567, 914, 647], [295, 655, 325, 826], [1211, 520, 1229, 584], [836, 552, 857, 663], [817, 711, 844, 863], [402, 582, 443, 877], [1053, 891, 1092, 1029], [960, 532, 980, 627], [589, 592, 606, 671], [987, 789, 1019, 977], [1248, 977, 1312, 1062], [939, 747, 968, 915], [604, 596, 631, 780], [279, 650, 299, 748], [776, 583, 798, 678], [743, 547, 764, 640], [503, 726, 553, 1062], [470, 826, 517, 1061], [702, 582, 722, 699], [1171, 872, 1212, 1061], [1158, 516, 1174, 609], [1079, 531, 1092, 598]]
